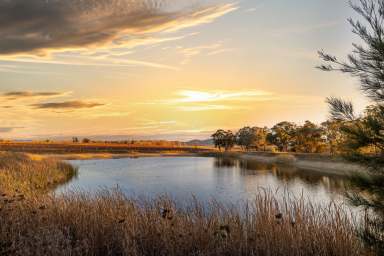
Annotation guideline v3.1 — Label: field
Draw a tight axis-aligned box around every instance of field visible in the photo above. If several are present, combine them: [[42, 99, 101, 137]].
[[0, 141, 214, 155], [0, 152, 372, 256]]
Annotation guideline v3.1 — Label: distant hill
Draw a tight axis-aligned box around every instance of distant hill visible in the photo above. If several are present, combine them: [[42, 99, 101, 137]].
[[185, 139, 214, 146]]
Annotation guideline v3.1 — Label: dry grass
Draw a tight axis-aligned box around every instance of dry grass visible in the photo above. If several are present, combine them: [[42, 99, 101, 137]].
[[0, 190, 370, 256], [0, 152, 77, 194], [0, 141, 214, 155], [0, 152, 372, 256]]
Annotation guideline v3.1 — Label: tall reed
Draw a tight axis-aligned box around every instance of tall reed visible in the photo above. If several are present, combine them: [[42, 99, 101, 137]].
[[0, 189, 370, 256]]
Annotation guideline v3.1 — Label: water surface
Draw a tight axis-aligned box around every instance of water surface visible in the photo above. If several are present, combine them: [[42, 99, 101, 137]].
[[57, 157, 352, 206]]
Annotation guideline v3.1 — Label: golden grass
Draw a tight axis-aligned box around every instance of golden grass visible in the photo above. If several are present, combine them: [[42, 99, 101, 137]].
[[0, 152, 372, 255], [0, 190, 370, 256], [0, 152, 77, 194], [0, 141, 214, 155]]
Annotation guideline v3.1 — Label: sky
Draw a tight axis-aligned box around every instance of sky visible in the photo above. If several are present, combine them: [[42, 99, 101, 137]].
[[0, 0, 371, 141]]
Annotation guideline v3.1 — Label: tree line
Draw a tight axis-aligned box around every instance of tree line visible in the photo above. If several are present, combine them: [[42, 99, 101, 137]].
[[211, 119, 350, 154]]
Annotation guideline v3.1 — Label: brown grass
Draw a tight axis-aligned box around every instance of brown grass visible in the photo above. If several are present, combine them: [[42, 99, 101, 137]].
[[0, 152, 77, 194], [0, 152, 372, 256], [0, 141, 214, 155], [0, 190, 370, 256]]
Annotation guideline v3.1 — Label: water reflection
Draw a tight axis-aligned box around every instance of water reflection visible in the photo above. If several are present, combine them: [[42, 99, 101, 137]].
[[57, 157, 353, 207], [213, 157, 349, 194]]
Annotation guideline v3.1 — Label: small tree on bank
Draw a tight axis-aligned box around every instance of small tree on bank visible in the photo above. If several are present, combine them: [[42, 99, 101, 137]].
[[236, 127, 255, 151], [295, 121, 325, 153], [82, 138, 91, 144], [211, 130, 236, 151], [267, 122, 297, 152], [236, 126, 268, 151]]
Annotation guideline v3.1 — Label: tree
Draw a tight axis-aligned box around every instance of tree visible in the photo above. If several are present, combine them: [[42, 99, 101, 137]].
[[319, 0, 384, 252], [295, 121, 325, 153], [236, 126, 267, 151], [321, 120, 345, 155], [254, 127, 269, 151], [223, 130, 236, 151], [212, 130, 235, 151], [236, 127, 255, 151], [212, 129, 226, 151], [72, 137, 79, 143], [82, 138, 91, 144], [268, 122, 297, 152]]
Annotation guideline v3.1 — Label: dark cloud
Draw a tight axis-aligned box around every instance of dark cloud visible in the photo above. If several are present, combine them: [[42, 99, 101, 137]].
[[0, 127, 23, 133], [3, 91, 65, 98], [0, 0, 235, 55], [32, 101, 104, 109]]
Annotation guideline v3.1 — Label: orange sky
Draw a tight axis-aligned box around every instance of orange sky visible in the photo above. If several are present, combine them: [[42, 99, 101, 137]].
[[0, 0, 369, 140]]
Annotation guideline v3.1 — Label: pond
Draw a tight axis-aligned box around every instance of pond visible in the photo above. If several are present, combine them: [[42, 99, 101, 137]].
[[56, 156, 354, 207]]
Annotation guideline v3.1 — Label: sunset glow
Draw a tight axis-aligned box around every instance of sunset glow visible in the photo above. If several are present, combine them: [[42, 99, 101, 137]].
[[0, 0, 369, 140]]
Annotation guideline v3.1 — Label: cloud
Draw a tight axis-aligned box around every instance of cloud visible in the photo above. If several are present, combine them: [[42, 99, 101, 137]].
[[32, 101, 105, 109], [244, 8, 258, 13], [178, 43, 227, 64], [171, 90, 273, 103], [141, 89, 276, 112], [2, 56, 178, 70], [0, 127, 23, 133], [0, 0, 237, 56], [3, 91, 69, 99], [177, 104, 235, 112]]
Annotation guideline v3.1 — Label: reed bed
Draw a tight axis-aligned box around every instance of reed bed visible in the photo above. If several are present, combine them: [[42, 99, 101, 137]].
[[0, 190, 370, 256], [0, 152, 371, 255], [0, 152, 77, 194]]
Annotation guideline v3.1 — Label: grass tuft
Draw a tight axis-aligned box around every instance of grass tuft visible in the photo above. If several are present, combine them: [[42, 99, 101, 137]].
[[0, 152, 77, 194]]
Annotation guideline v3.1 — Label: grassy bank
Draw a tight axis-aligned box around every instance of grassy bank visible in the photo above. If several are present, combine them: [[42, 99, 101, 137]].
[[0, 152, 371, 255], [0, 152, 77, 194]]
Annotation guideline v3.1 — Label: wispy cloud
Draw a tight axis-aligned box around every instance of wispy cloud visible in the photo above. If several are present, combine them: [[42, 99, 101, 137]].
[[1, 56, 178, 70], [179, 43, 222, 57], [142, 89, 276, 112], [31, 101, 105, 110], [170, 90, 273, 103], [244, 8, 258, 13], [207, 48, 236, 56], [0, 127, 24, 133], [177, 104, 236, 112], [115, 120, 178, 133], [177, 42, 235, 64], [0, 0, 237, 57], [3, 91, 70, 100]]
